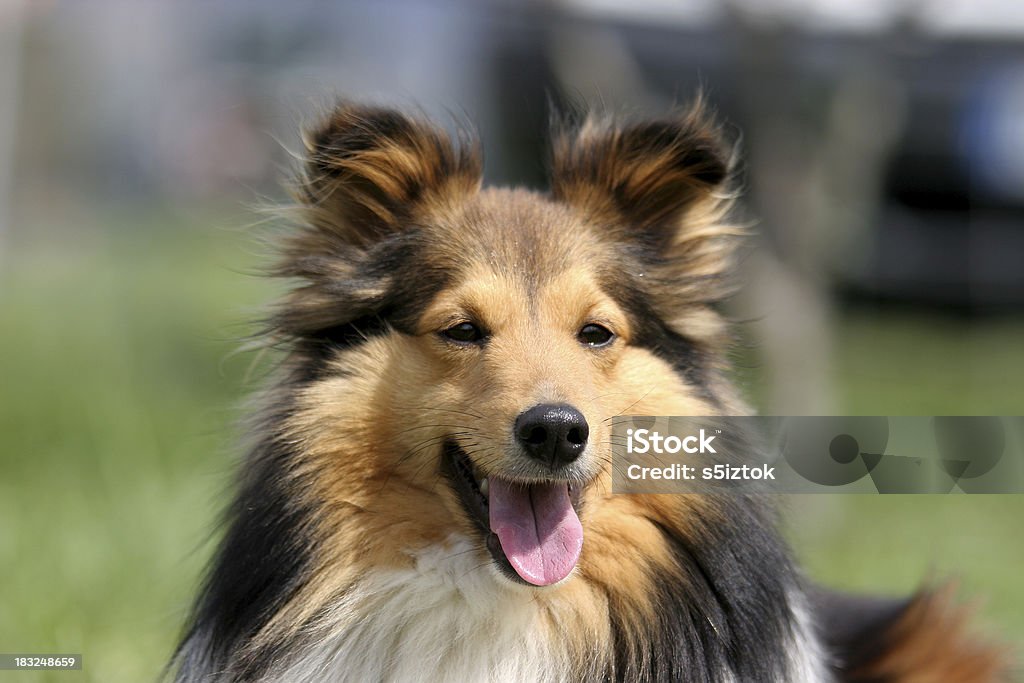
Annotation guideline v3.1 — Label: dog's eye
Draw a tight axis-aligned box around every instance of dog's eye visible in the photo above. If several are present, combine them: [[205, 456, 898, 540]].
[[578, 323, 615, 347], [442, 322, 486, 344]]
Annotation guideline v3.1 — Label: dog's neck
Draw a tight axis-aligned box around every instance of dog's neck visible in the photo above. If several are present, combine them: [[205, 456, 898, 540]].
[[265, 535, 589, 682], [262, 534, 829, 683]]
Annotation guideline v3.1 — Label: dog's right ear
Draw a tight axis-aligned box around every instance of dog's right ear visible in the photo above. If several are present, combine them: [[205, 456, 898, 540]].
[[295, 104, 482, 247], [549, 103, 742, 314], [548, 103, 733, 252]]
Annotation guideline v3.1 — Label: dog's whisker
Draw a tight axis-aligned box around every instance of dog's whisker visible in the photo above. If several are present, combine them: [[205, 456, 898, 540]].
[[601, 386, 659, 423], [390, 423, 479, 437]]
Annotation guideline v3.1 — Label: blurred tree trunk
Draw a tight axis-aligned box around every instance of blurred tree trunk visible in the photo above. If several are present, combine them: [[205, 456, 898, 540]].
[[726, 6, 905, 414], [0, 0, 26, 261]]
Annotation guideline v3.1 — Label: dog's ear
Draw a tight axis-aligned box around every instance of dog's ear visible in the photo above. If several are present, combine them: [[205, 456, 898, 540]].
[[549, 103, 733, 251], [552, 104, 742, 318], [296, 104, 482, 246], [270, 105, 480, 342]]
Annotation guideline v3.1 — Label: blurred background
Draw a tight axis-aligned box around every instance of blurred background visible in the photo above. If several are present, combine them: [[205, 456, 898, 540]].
[[1, 1, 1022, 680]]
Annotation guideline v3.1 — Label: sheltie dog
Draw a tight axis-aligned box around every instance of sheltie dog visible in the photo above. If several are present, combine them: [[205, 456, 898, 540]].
[[171, 102, 1008, 682]]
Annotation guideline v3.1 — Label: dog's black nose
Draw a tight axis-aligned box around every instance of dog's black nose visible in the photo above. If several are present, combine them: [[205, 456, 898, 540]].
[[515, 403, 589, 469]]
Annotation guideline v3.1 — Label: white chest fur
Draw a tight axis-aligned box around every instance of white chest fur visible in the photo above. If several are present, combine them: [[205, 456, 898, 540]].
[[266, 537, 573, 683], [263, 536, 829, 683]]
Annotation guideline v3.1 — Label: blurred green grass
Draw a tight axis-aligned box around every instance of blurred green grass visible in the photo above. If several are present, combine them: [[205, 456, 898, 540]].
[[784, 313, 1024, 670], [0, 208, 1021, 681], [0, 207, 275, 683]]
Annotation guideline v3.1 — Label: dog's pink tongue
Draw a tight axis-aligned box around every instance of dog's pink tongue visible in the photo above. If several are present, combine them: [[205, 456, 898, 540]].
[[488, 478, 583, 586]]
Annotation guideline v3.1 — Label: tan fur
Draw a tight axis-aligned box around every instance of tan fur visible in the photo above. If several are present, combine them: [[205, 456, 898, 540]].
[[846, 586, 1013, 683]]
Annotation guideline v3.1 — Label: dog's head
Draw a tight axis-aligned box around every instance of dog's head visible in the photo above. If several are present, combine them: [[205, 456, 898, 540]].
[[273, 103, 743, 587]]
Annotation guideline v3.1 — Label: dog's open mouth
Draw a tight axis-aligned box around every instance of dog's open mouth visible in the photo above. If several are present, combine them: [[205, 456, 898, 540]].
[[442, 441, 583, 587]]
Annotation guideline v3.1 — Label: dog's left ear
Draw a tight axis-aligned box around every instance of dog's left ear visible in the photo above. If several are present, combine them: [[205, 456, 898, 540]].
[[295, 104, 482, 247], [272, 105, 481, 341], [549, 104, 733, 251]]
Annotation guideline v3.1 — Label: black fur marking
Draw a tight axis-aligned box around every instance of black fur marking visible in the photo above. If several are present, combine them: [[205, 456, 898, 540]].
[[293, 315, 391, 385], [599, 269, 711, 391], [807, 586, 912, 680], [172, 426, 316, 681], [606, 499, 797, 682], [309, 107, 416, 170], [279, 232, 451, 382], [308, 314, 392, 350], [630, 301, 708, 389], [622, 120, 729, 188]]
